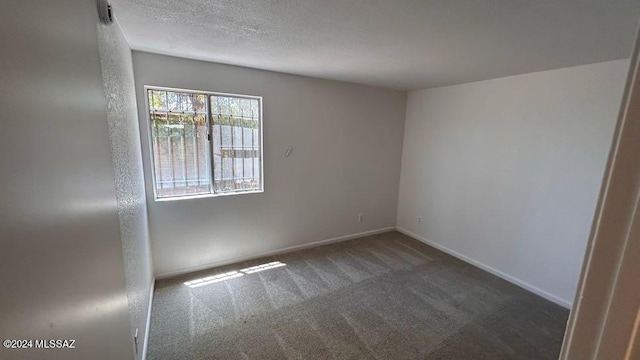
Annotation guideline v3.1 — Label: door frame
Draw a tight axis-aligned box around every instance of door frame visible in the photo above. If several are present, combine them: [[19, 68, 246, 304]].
[[560, 23, 640, 360]]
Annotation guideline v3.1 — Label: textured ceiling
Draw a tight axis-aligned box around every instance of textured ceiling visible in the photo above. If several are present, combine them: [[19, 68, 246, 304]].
[[111, 0, 640, 90]]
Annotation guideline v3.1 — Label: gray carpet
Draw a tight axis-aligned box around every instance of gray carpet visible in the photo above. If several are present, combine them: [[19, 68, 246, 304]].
[[148, 231, 569, 359]]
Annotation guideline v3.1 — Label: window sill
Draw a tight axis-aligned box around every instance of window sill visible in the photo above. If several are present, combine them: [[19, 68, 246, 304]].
[[154, 189, 264, 202]]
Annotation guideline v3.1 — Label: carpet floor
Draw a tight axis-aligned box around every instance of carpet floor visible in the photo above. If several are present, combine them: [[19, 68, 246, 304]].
[[147, 231, 569, 359]]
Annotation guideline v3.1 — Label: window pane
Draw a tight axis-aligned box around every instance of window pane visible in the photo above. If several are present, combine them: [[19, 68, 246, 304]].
[[148, 89, 211, 198], [211, 95, 261, 193]]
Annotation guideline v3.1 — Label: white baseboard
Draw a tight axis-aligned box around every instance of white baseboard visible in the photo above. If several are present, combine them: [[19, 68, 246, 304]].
[[141, 278, 155, 360], [396, 226, 572, 309], [155, 227, 396, 280]]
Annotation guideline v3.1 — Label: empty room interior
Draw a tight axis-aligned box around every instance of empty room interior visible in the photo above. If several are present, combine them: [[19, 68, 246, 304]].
[[3, 1, 640, 359]]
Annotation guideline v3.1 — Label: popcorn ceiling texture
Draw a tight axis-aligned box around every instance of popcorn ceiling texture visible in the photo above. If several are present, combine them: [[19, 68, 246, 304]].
[[110, 0, 640, 90], [98, 20, 154, 360]]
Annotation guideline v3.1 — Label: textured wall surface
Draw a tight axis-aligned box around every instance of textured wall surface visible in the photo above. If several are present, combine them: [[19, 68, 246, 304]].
[[98, 21, 154, 360], [0, 1, 133, 359], [132, 51, 406, 278], [397, 60, 628, 307]]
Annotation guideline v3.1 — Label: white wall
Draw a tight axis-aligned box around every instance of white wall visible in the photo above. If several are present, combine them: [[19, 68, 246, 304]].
[[133, 51, 406, 276], [98, 22, 153, 360], [397, 60, 628, 307], [0, 1, 133, 359], [132, 52, 407, 277]]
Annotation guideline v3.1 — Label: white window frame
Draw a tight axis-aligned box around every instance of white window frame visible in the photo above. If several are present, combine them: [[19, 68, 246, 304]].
[[144, 85, 264, 201]]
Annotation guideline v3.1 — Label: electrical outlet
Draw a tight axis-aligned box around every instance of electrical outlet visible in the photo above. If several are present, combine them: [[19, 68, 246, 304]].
[[358, 214, 364, 222], [417, 217, 422, 223]]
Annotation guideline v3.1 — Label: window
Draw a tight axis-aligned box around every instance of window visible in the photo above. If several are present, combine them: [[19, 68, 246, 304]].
[[146, 87, 263, 200]]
